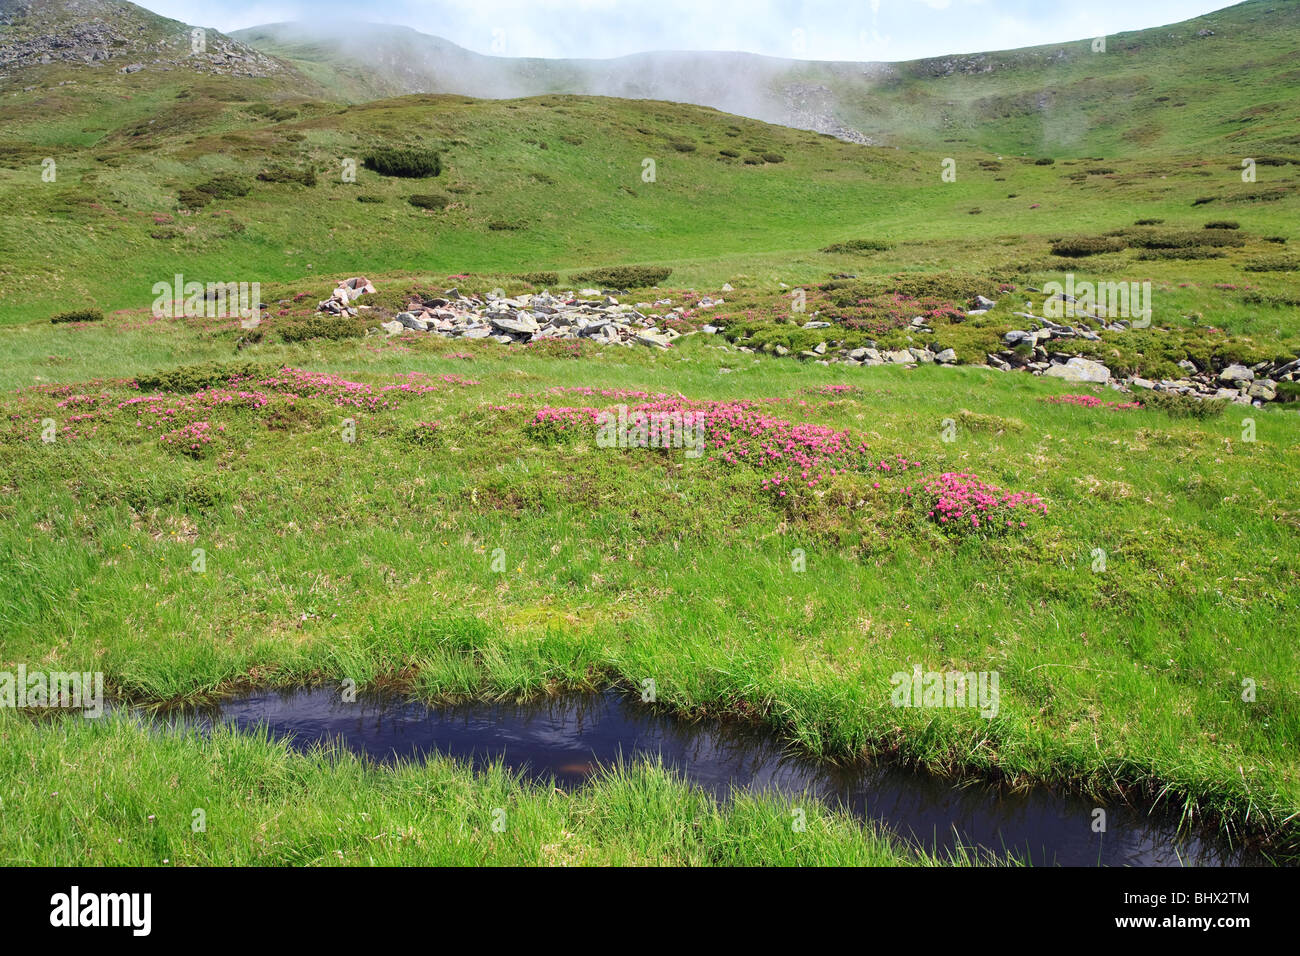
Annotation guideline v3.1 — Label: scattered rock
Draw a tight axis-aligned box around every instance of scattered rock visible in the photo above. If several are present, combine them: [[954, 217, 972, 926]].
[[1044, 357, 1111, 384]]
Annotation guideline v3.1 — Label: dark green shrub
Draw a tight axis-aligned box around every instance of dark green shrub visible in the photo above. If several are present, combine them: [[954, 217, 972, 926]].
[[1204, 220, 1239, 230], [668, 139, 697, 152], [409, 192, 450, 210], [356, 194, 384, 203], [719, 148, 740, 158], [514, 271, 559, 286], [136, 360, 275, 392], [761, 152, 785, 163], [1243, 256, 1298, 273], [50, 308, 104, 324], [569, 265, 673, 288], [1034, 157, 1055, 165], [1127, 229, 1246, 250], [178, 188, 210, 208], [399, 422, 443, 448], [1050, 236, 1128, 257], [278, 316, 366, 343], [257, 166, 317, 186], [743, 156, 763, 165], [487, 220, 524, 231], [1136, 248, 1225, 260], [821, 239, 892, 254], [1134, 218, 1163, 225], [363, 147, 441, 178], [1274, 382, 1300, 403], [194, 174, 252, 199], [1141, 391, 1227, 419]]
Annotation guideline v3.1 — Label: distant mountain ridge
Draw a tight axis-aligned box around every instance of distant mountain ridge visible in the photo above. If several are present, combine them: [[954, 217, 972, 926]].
[[231, 0, 1300, 152]]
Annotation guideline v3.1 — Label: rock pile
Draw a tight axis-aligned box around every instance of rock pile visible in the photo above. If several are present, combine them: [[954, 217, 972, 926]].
[[326, 278, 1297, 407], [357, 287, 703, 349], [317, 276, 376, 316]]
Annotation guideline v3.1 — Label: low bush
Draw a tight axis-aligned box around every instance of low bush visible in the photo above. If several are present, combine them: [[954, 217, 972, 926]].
[[135, 360, 275, 393], [363, 147, 441, 178], [1204, 220, 1240, 230], [194, 174, 252, 199], [569, 265, 673, 288], [1243, 256, 1297, 273], [50, 308, 104, 324], [257, 166, 317, 186], [277, 316, 367, 343], [409, 192, 450, 210], [1141, 391, 1227, 419], [821, 239, 892, 254], [514, 271, 560, 286], [1050, 236, 1128, 257]]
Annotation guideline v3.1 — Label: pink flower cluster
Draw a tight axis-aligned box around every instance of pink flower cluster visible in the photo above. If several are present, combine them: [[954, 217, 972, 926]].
[[159, 420, 223, 455], [907, 471, 1047, 533], [529, 397, 923, 490], [547, 386, 673, 401], [225, 369, 478, 412], [805, 384, 857, 395], [1041, 394, 1141, 410], [118, 389, 272, 429]]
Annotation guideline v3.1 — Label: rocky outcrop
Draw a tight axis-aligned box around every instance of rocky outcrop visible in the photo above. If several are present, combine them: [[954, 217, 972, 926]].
[[0, 0, 290, 77]]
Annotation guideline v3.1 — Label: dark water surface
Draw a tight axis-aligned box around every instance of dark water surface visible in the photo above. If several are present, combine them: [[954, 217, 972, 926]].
[[163, 687, 1257, 867]]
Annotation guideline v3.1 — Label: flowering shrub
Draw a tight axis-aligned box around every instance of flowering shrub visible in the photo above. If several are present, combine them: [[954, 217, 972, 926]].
[[1041, 394, 1141, 410], [160, 420, 223, 458], [907, 471, 1047, 535], [400, 421, 443, 448], [528, 397, 922, 490], [526, 405, 604, 444], [805, 384, 857, 396]]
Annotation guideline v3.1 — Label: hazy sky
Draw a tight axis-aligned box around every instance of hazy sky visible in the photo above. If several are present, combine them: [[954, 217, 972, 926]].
[[149, 0, 1236, 61]]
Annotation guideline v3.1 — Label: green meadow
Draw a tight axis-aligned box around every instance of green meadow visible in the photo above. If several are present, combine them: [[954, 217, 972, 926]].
[[1, 0, 1298, 867]]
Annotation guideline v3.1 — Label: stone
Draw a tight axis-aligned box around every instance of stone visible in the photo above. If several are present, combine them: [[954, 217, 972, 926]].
[[395, 311, 428, 332], [489, 315, 538, 335], [1248, 381, 1277, 401], [1003, 330, 1032, 346], [1043, 357, 1111, 384], [635, 330, 672, 349], [1219, 364, 1254, 383], [885, 349, 914, 365], [1129, 377, 1154, 390], [380, 320, 404, 336], [973, 295, 996, 310], [934, 348, 958, 364], [909, 347, 934, 363]]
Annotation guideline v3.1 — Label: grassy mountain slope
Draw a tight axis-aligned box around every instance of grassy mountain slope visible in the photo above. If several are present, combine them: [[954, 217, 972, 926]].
[[234, 0, 1300, 155]]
